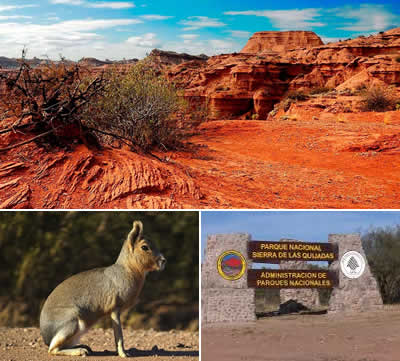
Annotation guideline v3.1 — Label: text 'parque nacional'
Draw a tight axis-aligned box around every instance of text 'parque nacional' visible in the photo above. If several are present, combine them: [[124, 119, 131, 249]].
[[248, 241, 338, 262]]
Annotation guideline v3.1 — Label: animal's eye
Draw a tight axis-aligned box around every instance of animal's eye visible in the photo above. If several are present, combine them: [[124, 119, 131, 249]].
[[141, 245, 149, 251]]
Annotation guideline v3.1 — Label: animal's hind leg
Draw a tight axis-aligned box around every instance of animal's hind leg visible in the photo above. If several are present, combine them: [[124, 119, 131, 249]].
[[48, 319, 91, 357]]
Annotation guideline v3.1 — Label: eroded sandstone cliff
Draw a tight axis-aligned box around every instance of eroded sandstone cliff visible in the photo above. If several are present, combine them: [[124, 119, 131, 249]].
[[167, 28, 400, 120], [241, 31, 323, 54]]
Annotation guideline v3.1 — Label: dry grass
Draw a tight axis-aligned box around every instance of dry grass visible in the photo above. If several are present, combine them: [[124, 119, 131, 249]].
[[361, 86, 398, 112]]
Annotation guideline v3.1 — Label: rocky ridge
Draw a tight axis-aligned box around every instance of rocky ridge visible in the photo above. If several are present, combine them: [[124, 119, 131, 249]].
[[167, 28, 400, 120], [241, 30, 323, 54]]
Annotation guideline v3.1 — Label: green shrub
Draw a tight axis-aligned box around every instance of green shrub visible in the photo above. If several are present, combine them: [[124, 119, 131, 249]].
[[309, 86, 332, 95], [286, 90, 308, 101], [84, 59, 188, 151], [363, 225, 400, 303], [361, 86, 397, 112], [215, 85, 230, 91]]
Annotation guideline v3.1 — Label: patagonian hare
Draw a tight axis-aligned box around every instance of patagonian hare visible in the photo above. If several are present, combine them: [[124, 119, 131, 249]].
[[40, 220, 166, 357]]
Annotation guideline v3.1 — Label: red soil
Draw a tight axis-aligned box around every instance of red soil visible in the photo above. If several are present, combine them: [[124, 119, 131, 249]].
[[168, 112, 400, 209], [1, 110, 400, 209]]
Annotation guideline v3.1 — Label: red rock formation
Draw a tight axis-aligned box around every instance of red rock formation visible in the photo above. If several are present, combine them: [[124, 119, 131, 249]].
[[241, 31, 323, 54], [168, 27, 400, 120]]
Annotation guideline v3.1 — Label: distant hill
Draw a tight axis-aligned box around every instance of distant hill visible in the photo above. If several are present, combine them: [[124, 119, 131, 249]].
[[148, 49, 208, 67], [0, 49, 208, 69]]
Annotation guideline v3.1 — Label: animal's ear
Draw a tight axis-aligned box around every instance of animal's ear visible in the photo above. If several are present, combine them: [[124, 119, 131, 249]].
[[128, 220, 143, 245]]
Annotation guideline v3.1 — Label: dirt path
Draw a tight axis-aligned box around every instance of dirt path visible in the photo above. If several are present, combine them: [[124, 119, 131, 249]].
[[0, 327, 198, 361], [202, 309, 400, 361]]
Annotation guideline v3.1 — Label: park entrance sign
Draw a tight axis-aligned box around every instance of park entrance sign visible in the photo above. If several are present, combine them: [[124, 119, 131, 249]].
[[201, 233, 383, 324], [247, 240, 339, 289]]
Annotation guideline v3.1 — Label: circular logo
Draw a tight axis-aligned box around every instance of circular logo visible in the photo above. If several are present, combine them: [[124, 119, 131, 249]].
[[217, 250, 246, 281], [340, 251, 366, 279]]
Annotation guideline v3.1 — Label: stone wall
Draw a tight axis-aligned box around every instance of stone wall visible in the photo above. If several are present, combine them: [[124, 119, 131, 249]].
[[202, 288, 256, 323], [328, 233, 383, 313], [202, 233, 256, 324]]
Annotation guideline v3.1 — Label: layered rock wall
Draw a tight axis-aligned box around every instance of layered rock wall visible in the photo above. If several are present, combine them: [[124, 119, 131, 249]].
[[241, 31, 323, 54], [168, 27, 400, 120]]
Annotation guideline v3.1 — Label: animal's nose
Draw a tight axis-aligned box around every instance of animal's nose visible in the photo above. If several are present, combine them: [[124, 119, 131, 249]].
[[159, 255, 167, 270]]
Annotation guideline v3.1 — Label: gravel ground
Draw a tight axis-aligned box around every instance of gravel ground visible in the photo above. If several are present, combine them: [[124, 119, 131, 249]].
[[0, 327, 198, 361], [203, 309, 400, 361]]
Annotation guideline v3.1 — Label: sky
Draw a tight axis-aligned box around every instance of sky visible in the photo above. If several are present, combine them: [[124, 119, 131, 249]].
[[0, 0, 398, 60], [201, 211, 400, 261]]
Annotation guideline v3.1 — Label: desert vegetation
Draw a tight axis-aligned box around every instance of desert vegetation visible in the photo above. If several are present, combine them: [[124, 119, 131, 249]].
[[363, 225, 400, 304], [286, 89, 309, 101], [309, 86, 333, 95], [0, 54, 194, 153], [0, 211, 198, 330], [360, 85, 399, 112], [0, 52, 106, 151], [83, 60, 188, 151]]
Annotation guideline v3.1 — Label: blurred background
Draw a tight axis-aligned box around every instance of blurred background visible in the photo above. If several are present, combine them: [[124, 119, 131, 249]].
[[0, 211, 199, 331]]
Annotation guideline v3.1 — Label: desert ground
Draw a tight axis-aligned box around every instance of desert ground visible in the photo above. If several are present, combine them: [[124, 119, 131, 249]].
[[0, 327, 198, 361], [170, 112, 400, 209], [202, 308, 400, 361], [1, 111, 400, 209]]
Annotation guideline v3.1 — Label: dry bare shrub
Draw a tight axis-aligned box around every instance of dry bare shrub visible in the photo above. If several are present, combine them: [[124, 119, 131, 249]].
[[0, 53, 106, 151], [84, 59, 189, 152], [361, 85, 398, 112]]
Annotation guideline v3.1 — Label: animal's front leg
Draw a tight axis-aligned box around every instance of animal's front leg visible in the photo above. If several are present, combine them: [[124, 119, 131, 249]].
[[111, 309, 129, 357]]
